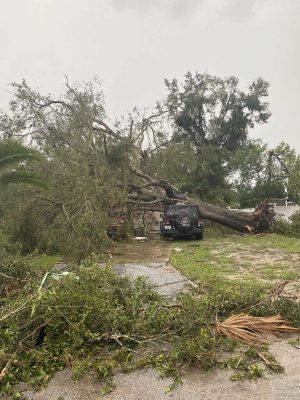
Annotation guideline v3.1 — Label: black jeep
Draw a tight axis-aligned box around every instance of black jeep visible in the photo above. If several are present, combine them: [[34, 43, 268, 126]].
[[160, 204, 204, 240]]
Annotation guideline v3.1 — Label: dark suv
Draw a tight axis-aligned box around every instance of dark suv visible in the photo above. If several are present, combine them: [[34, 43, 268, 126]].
[[160, 205, 204, 240]]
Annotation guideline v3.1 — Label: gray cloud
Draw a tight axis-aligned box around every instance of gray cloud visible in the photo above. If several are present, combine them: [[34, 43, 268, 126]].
[[218, 0, 261, 21], [0, 0, 299, 151], [110, 0, 275, 22], [110, 0, 204, 19]]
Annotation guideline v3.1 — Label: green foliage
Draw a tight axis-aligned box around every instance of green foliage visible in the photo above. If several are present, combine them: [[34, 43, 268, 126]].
[[156, 72, 271, 203], [272, 212, 300, 238], [0, 79, 128, 257], [288, 156, 300, 203], [165, 73, 270, 151], [0, 237, 59, 300], [229, 356, 265, 381], [0, 263, 174, 395], [0, 141, 41, 167], [0, 76, 298, 256], [288, 336, 300, 349]]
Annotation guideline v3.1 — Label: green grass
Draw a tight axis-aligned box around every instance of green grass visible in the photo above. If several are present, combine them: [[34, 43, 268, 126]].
[[239, 234, 300, 253], [203, 225, 300, 252], [171, 232, 300, 284], [260, 266, 299, 281], [171, 242, 233, 281], [171, 237, 269, 319], [171, 233, 300, 319]]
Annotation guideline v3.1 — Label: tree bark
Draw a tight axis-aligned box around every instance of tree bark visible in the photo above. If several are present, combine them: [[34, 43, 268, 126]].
[[197, 200, 274, 233]]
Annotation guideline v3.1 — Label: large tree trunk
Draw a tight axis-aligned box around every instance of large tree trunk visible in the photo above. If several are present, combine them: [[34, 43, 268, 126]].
[[197, 199, 274, 233], [128, 169, 275, 233]]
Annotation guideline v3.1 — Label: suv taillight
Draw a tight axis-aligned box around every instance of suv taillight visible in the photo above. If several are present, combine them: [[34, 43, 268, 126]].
[[197, 219, 203, 225], [165, 218, 171, 225]]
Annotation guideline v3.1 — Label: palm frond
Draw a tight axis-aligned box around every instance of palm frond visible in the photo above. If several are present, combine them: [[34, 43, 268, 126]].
[[0, 153, 42, 168], [0, 141, 42, 168], [0, 171, 48, 189], [213, 313, 299, 345]]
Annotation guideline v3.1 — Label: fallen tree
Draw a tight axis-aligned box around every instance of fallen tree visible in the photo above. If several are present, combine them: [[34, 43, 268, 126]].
[[128, 168, 275, 233], [0, 78, 275, 245], [128, 179, 277, 236]]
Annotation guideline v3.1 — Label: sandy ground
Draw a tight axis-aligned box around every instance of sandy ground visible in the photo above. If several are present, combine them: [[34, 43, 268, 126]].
[[110, 239, 172, 263]]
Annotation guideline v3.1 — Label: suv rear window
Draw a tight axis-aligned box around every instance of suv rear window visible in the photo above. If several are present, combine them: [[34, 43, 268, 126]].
[[165, 205, 199, 219]]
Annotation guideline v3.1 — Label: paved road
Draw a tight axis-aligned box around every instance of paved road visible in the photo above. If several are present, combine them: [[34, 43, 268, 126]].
[[18, 339, 300, 400]]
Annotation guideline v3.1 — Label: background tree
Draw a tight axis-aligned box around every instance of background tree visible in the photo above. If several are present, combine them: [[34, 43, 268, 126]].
[[268, 142, 300, 204], [156, 72, 271, 203]]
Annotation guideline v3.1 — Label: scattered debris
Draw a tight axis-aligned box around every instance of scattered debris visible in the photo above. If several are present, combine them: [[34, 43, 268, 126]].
[[133, 236, 147, 241], [174, 247, 183, 253]]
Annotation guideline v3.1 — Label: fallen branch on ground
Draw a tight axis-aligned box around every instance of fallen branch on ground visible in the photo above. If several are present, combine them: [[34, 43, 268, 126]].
[[213, 314, 300, 346]]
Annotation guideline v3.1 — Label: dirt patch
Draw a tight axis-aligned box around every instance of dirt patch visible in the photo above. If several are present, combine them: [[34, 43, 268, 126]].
[[228, 247, 300, 266], [111, 239, 172, 263]]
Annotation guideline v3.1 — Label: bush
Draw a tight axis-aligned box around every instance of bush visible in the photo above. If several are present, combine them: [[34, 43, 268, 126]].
[[0, 231, 58, 302], [272, 211, 300, 238], [0, 230, 23, 291]]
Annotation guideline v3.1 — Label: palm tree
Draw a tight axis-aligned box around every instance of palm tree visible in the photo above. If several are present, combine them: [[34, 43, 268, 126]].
[[0, 141, 47, 188]]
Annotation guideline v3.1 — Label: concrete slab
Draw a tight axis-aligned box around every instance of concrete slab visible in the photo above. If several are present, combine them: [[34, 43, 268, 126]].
[[113, 262, 189, 300]]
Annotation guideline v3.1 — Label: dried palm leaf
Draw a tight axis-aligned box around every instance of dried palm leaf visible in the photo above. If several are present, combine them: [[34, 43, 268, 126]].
[[213, 314, 299, 346]]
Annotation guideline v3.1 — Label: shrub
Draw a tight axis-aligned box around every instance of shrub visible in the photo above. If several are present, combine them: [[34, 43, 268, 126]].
[[272, 211, 300, 238]]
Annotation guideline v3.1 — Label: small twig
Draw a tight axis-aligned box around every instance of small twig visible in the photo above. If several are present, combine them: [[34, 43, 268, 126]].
[[19, 320, 50, 345], [0, 271, 16, 280], [0, 294, 37, 322], [239, 281, 290, 313], [153, 279, 187, 288], [0, 359, 14, 381], [55, 307, 77, 329]]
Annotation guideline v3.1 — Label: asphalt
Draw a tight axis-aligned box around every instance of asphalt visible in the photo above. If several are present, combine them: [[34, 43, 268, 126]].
[[16, 339, 300, 400]]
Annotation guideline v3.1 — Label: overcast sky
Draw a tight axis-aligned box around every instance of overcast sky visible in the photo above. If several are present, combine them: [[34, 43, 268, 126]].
[[1, 0, 299, 151]]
